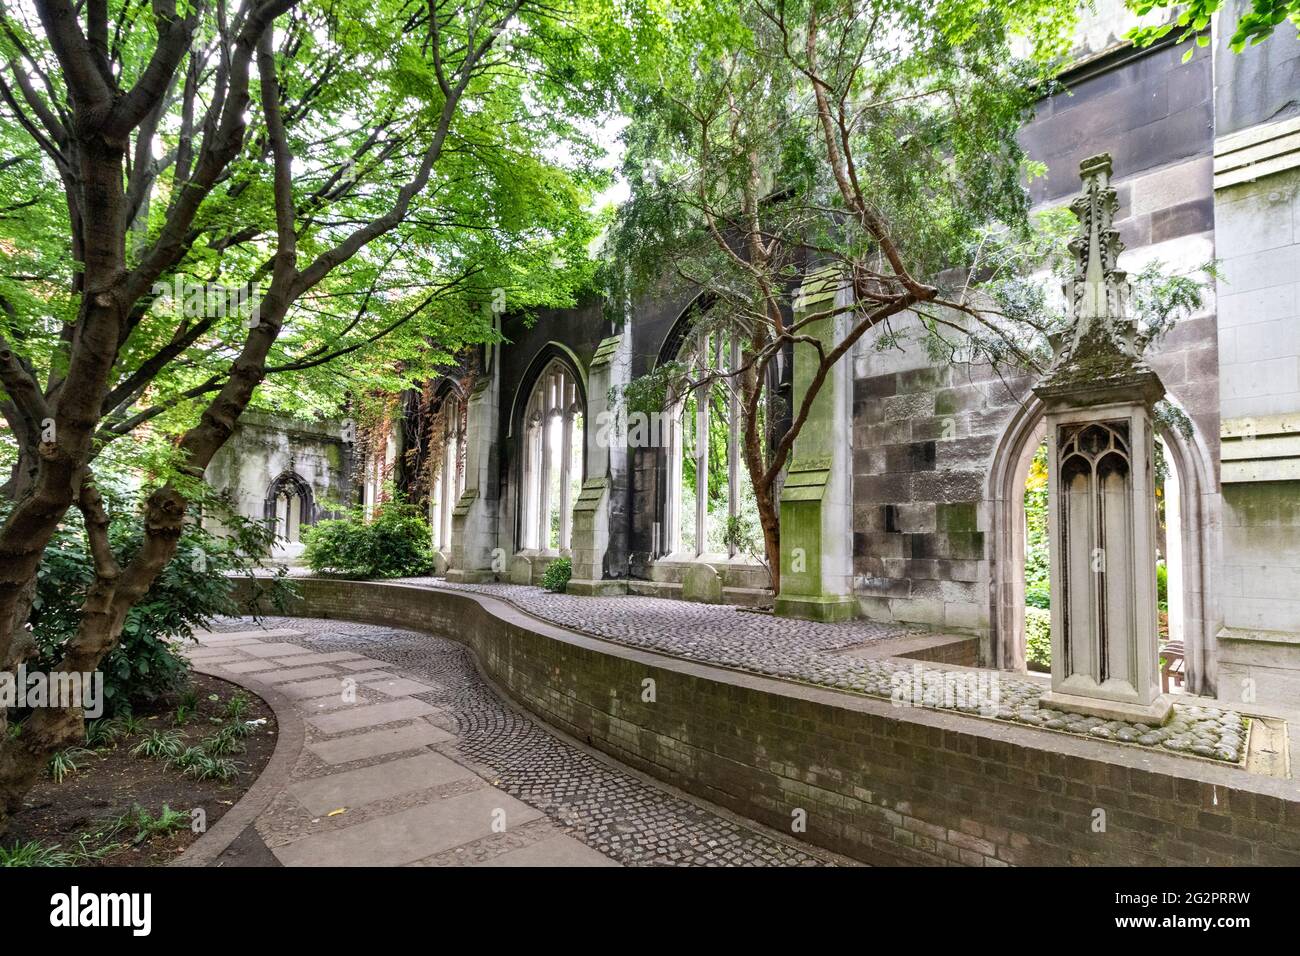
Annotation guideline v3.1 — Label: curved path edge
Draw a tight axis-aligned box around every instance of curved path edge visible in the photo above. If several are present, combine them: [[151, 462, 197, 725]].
[[228, 577, 1300, 867], [171, 663, 306, 867]]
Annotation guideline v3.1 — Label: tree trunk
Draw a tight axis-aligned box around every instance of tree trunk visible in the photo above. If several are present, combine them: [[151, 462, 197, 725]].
[[739, 359, 781, 594]]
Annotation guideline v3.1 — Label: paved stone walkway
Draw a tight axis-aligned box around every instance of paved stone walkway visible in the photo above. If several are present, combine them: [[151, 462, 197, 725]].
[[395, 578, 1249, 764], [191, 616, 842, 867]]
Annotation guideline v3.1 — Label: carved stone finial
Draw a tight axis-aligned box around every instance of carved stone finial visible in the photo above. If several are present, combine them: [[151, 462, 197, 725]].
[[1035, 153, 1162, 408]]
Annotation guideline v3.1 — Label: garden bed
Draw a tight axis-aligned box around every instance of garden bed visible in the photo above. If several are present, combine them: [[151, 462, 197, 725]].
[[2, 672, 277, 867]]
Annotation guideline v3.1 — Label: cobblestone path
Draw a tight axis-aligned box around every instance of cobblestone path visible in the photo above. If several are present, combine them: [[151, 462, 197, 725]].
[[393, 578, 1248, 764], [197, 616, 843, 867]]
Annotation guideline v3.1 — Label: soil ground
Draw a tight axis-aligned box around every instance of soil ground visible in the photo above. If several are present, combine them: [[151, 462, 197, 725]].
[[3, 672, 277, 866]]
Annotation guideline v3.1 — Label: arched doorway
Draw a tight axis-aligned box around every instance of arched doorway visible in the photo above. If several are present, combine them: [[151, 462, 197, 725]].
[[988, 397, 1216, 695], [265, 471, 315, 545]]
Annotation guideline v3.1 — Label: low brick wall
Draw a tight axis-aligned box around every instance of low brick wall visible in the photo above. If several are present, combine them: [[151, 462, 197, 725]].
[[233, 577, 1300, 866]]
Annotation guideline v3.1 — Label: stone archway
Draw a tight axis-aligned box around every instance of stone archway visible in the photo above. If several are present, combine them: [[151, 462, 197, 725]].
[[987, 397, 1217, 695], [265, 470, 315, 544]]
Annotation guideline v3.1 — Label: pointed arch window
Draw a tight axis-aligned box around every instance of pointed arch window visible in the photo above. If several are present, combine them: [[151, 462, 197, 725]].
[[265, 471, 314, 545], [520, 360, 583, 552], [429, 393, 466, 552], [663, 328, 762, 559]]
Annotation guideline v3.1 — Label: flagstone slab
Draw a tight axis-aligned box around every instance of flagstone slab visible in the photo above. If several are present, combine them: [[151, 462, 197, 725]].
[[196, 628, 305, 643], [278, 677, 355, 700], [307, 723, 454, 766], [267, 651, 365, 666], [261, 665, 342, 684], [475, 835, 622, 867], [335, 671, 393, 683], [220, 660, 284, 674], [287, 752, 475, 815], [185, 653, 248, 666], [362, 677, 436, 697], [306, 698, 438, 735], [297, 696, 365, 715], [336, 659, 389, 671], [241, 642, 316, 658], [188, 645, 251, 658], [273, 788, 542, 866]]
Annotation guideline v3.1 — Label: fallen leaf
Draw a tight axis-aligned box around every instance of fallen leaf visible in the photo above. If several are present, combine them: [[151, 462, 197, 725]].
[[327, 808, 348, 817]]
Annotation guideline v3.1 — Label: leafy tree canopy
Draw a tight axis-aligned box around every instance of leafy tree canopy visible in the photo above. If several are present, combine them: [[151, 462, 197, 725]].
[[1127, 0, 1299, 55]]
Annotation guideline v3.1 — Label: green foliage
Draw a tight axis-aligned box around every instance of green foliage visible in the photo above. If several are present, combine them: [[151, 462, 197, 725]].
[[1025, 586, 1051, 610], [1024, 442, 1051, 598], [1157, 562, 1169, 613], [113, 804, 189, 846], [167, 747, 241, 782], [47, 746, 93, 784], [540, 557, 573, 593], [131, 729, 185, 760], [0, 0, 626, 469], [1025, 606, 1052, 671], [224, 693, 252, 721], [203, 724, 248, 757], [0, 840, 76, 867], [302, 500, 435, 579], [1127, 0, 1298, 57], [17, 485, 293, 714], [83, 718, 123, 750]]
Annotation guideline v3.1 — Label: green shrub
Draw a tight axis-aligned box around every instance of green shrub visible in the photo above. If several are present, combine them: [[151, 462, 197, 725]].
[[1025, 585, 1051, 610], [1156, 561, 1169, 612], [17, 486, 293, 715], [540, 557, 572, 593], [1025, 606, 1052, 671], [302, 501, 434, 579]]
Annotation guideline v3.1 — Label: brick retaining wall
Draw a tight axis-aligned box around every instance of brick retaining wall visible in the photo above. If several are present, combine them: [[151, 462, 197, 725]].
[[233, 577, 1300, 866]]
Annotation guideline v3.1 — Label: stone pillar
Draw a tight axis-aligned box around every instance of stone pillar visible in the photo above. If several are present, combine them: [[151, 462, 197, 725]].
[[1035, 154, 1171, 724], [567, 331, 629, 595], [446, 356, 501, 584], [774, 269, 856, 622]]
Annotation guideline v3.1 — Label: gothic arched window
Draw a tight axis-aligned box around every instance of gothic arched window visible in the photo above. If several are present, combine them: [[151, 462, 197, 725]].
[[519, 360, 583, 552], [265, 471, 314, 545], [663, 327, 762, 558], [429, 393, 466, 552]]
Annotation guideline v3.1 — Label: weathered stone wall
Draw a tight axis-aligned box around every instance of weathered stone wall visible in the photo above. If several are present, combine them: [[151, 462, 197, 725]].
[[851, 360, 1032, 644], [205, 411, 353, 533], [1208, 12, 1300, 701], [850, 37, 1222, 663], [234, 577, 1300, 867]]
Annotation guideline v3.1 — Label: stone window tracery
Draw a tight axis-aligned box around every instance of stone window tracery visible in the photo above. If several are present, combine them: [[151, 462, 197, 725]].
[[429, 393, 466, 552], [520, 360, 583, 552], [663, 328, 761, 559]]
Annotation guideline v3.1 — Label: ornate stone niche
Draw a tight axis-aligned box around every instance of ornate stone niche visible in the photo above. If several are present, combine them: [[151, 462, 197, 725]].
[[1034, 153, 1171, 724]]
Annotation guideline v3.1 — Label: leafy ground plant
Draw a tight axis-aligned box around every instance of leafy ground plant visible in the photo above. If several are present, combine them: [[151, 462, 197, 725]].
[[224, 693, 252, 721], [540, 557, 573, 593], [167, 747, 241, 782], [131, 729, 185, 760], [47, 747, 93, 784]]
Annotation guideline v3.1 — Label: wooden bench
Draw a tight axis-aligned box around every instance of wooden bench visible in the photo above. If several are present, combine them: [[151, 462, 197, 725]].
[[1160, 639, 1185, 693]]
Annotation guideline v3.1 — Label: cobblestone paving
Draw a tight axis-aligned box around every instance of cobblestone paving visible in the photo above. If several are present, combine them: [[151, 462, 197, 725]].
[[390, 577, 1250, 764], [214, 616, 841, 866]]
